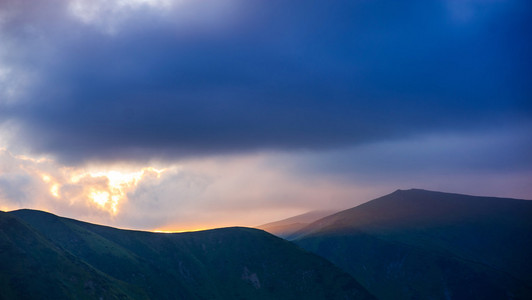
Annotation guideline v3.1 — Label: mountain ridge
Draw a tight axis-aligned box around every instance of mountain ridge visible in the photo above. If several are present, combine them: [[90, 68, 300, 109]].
[[2, 209, 374, 300], [293, 188, 532, 299], [290, 188, 532, 237]]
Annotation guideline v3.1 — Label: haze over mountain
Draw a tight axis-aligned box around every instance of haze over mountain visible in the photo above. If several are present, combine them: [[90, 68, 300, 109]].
[[0, 209, 374, 300], [293, 189, 532, 299], [258, 210, 337, 239]]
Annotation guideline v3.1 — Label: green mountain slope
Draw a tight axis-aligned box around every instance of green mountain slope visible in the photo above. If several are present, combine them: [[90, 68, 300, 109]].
[[294, 189, 532, 299], [3, 209, 374, 300], [0, 211, 144, 300]]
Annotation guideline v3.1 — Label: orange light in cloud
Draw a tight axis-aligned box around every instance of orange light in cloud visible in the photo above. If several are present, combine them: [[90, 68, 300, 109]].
[[2, 148, 171, 219], [41, 174, 51, 183], [89, 189, 112, 209], [71, 167, 166, 215], [50, 184, 60, 198], [40, 173, 61, 198], [15, 153, 51, 164]]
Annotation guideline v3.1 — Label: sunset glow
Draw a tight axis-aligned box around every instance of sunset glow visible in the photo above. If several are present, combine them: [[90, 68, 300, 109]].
[[5, 146, 170, 216], [152, 229, 208, 234], [152, 226, 216, 234], [89, 190, 111, 208], [1, 0, 530, 234], [41, 174, 51, 183], [70, 167, 166, 214], [50, 184, 60, 198]]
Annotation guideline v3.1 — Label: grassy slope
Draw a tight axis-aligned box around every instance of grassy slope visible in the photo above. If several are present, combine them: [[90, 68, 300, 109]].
[[5, 209, 374, 300], [294, 189, 532, 299], [0, 211, 145, 300]]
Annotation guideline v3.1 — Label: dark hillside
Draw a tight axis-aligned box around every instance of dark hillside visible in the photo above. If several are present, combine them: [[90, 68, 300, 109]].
[[0, 211, 144, 300], [294, 189, 532, 299], [4, 209, 373, 300]]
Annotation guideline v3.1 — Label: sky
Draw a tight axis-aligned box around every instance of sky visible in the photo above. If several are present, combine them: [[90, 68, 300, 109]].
[[0, 0, 531, 231]]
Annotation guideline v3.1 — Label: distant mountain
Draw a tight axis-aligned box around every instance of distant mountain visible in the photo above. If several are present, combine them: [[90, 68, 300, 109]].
[[294, 189, 532, 299], [1, 209, 374, 300], [257, 210, 337, 239]]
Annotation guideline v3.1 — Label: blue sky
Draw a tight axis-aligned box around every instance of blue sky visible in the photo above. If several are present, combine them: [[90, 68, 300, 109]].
[[0, 0, 530, 230]]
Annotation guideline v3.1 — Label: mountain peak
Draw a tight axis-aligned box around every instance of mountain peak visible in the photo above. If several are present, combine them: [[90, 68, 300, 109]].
[[392, 188, 449, 195], [294, 190, 532, 299], [290, 189, 532, 238]]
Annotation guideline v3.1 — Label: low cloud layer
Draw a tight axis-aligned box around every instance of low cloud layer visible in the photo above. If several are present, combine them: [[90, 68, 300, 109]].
[[0, 148, 377, 230], [1, 128, 531, 231]]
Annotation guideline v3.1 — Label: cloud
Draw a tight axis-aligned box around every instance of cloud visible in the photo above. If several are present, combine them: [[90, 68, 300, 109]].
[[286, 125, 532, 180], [111, 154, 373, 230], [0, 1, 531, 229], [0, 148, 171, 223], [0, 149, 57, 211], [0, 0, 530, 164], [0, 147, 378, 230], [1, 126, 531, 231]]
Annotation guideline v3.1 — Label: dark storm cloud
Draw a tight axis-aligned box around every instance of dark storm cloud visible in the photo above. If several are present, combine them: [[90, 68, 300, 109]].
[[2, 0, 531, 163], [286, 126, 532, 180]]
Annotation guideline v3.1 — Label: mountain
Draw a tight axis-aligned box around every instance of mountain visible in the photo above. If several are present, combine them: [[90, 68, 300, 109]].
[[257, 210, 337, 239], [0, 211, 142, 300], [1, 210, 374, 300], [294, 189, 532, 299]]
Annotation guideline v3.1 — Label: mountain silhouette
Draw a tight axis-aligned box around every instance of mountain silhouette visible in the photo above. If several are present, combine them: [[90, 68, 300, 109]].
[[1, 209, 374, 300], [294, 189, 532, 299]]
